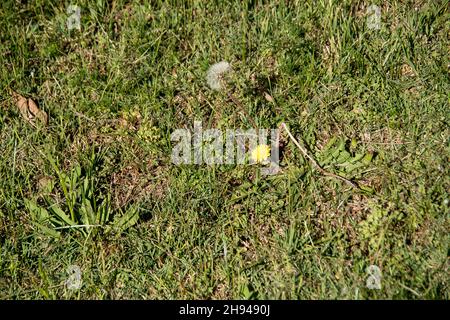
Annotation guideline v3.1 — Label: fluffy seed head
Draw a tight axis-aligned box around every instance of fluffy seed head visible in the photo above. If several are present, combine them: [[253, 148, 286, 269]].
[[206, 61, 231, 90]]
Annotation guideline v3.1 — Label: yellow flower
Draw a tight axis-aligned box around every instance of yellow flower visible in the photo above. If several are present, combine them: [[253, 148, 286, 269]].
[[251, 144, 271, 163]]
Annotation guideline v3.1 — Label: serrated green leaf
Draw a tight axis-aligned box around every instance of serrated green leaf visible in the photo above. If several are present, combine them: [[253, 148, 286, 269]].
[[48, 203, 76, 226], [322, 136, 338, 154], [362, 152, 374, 164], [344, 162, 365, 173], [31, 221, 61, 238], [80, 198, 95, 225], [108, 206, 140, 234], [350, 153, 365, 163], [330, 139, 345, 158], [24, 199, 49, 222], [336, 150, 351, 163]]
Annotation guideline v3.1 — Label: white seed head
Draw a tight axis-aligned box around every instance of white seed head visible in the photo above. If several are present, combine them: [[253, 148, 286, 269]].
[[206, 61, 231, 90]]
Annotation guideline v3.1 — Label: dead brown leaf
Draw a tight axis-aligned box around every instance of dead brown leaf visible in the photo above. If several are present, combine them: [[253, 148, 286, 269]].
[[11, 91, 48, 126], [264, 92, 274, 103]]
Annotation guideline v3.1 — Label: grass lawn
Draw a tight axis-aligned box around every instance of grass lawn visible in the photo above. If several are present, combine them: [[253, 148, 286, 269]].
[[0, 0, 448, 299]]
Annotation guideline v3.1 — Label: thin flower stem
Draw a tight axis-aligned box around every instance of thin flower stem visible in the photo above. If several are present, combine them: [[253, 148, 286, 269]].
[[54, 224, 102, 230], [280, 122, 360, 190]]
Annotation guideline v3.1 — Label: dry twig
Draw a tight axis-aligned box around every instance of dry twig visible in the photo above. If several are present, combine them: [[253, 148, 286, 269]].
[[280, 122, 360, 190]]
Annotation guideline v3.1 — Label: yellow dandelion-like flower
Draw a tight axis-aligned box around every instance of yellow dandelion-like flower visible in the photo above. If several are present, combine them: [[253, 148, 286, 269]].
[[251, 144, 271, 163]]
